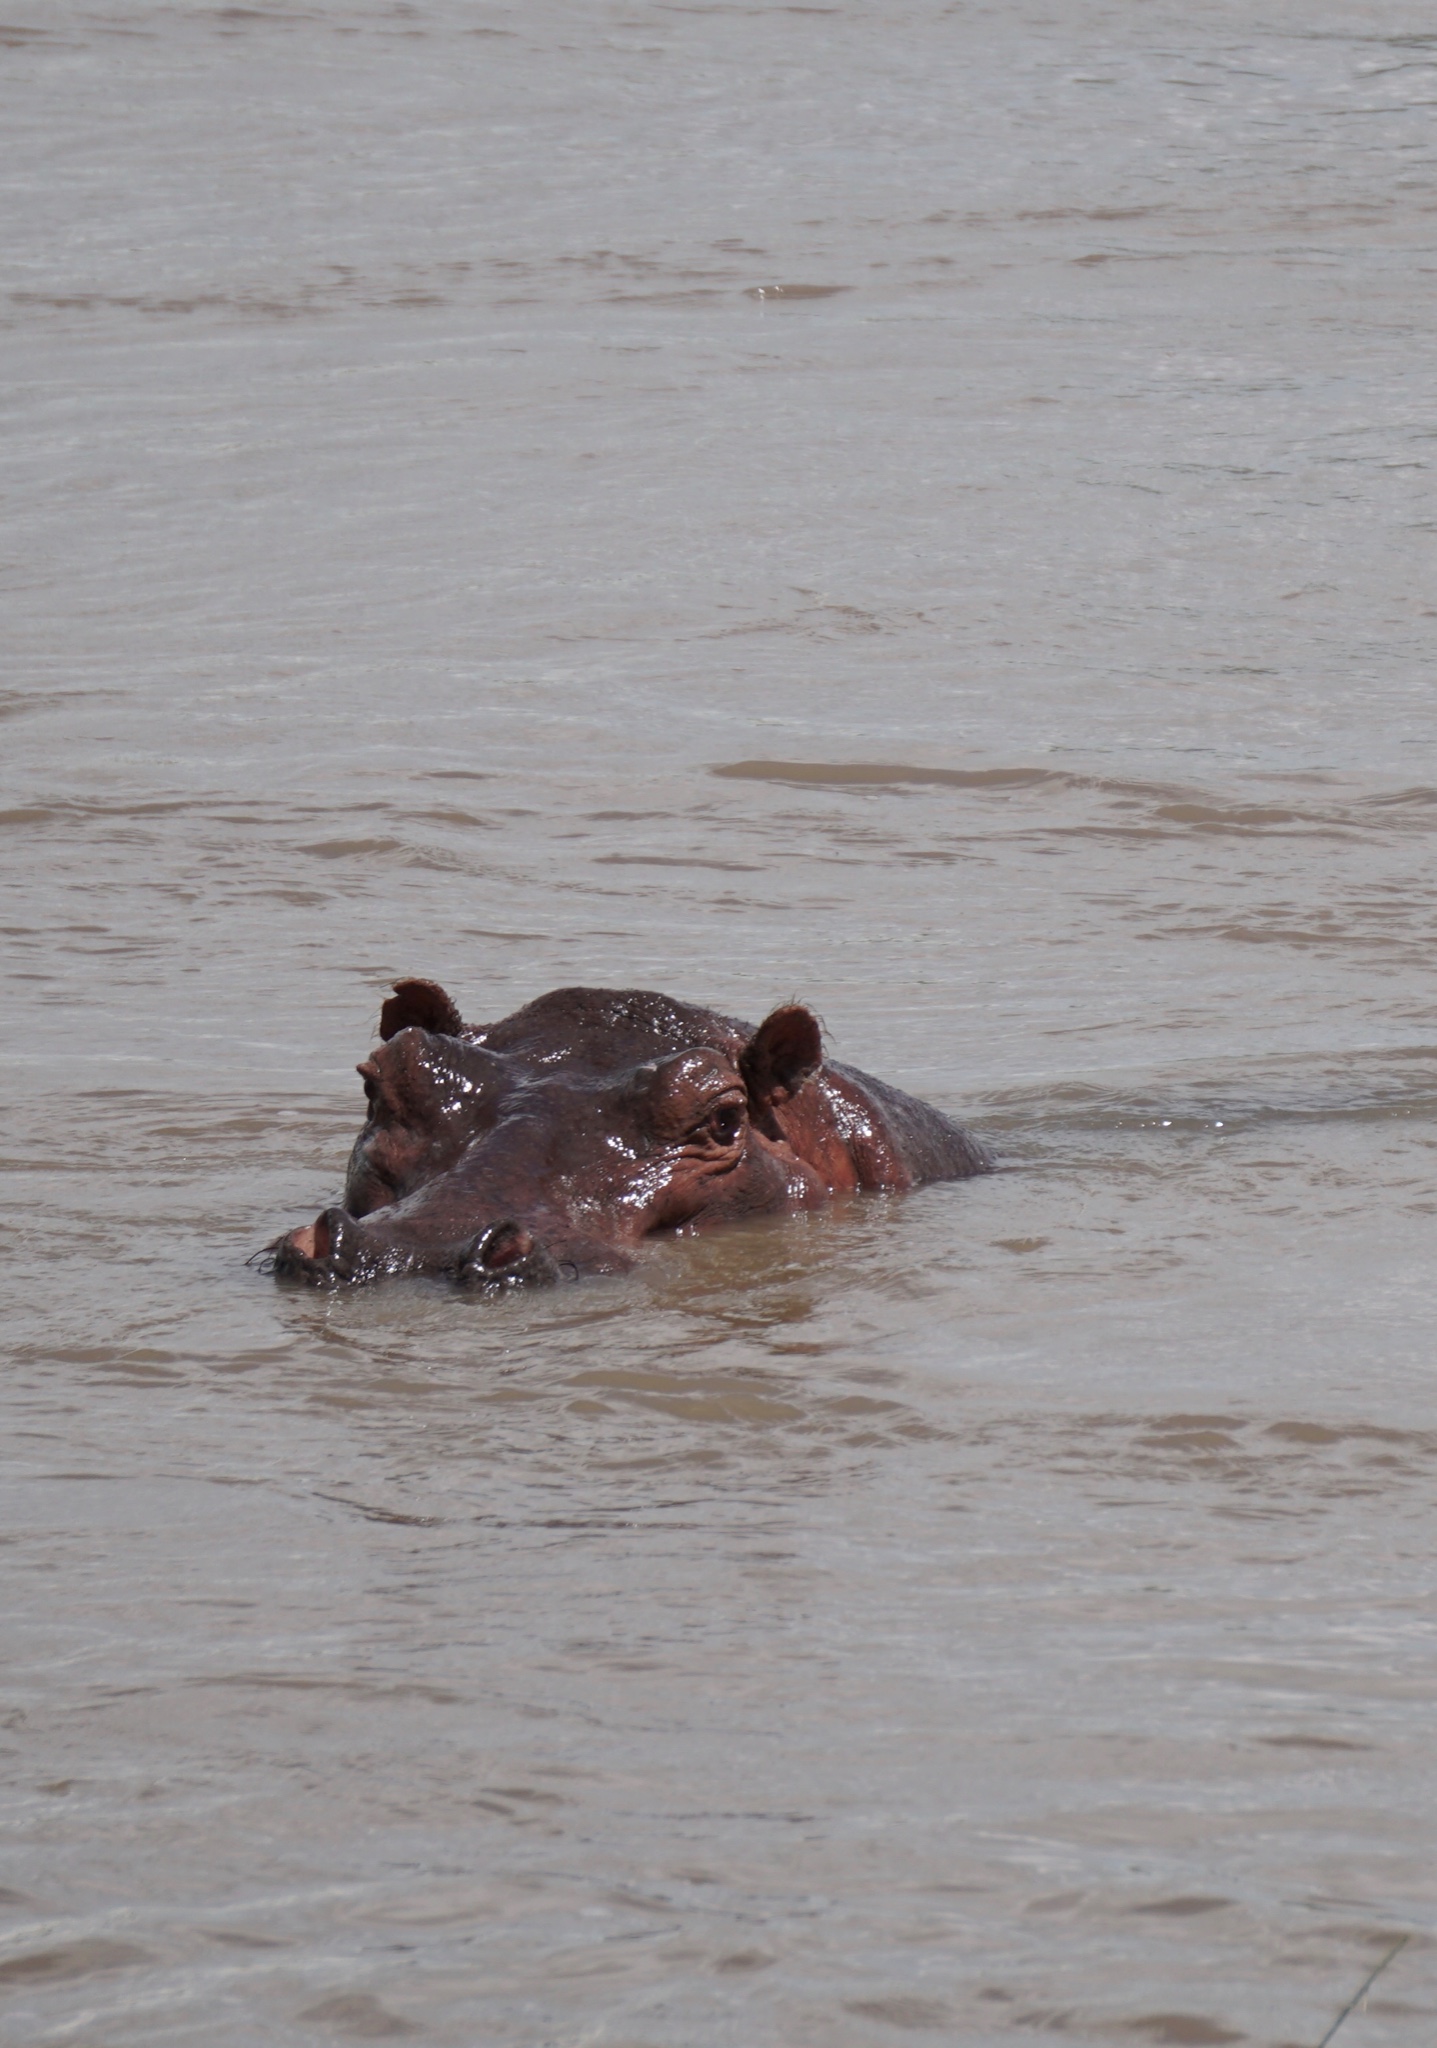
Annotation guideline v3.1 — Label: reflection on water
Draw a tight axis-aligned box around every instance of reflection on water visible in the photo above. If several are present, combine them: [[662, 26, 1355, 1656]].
[[5, 0, 1437, 2041]]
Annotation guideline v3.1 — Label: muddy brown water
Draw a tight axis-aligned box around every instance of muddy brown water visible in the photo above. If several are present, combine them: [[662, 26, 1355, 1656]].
[[4, 2, 1437, 2042]]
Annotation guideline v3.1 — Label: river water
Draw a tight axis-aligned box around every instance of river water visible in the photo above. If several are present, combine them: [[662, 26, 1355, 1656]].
[[5, 2, 1437, 2042]]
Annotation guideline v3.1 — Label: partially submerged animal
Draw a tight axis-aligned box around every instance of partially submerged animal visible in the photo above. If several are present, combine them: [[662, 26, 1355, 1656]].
[[267, 980, 990, 1291]]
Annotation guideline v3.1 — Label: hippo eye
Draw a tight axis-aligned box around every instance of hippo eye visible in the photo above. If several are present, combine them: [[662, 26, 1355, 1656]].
[[702, 1100, 744, 1146]]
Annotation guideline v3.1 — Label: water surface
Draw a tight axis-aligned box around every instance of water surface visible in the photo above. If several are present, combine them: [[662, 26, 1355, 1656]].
[[4, 2, 1437, 2041]]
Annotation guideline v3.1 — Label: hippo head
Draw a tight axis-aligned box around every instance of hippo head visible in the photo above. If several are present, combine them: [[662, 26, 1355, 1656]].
[[269, 982, 832, 1292]]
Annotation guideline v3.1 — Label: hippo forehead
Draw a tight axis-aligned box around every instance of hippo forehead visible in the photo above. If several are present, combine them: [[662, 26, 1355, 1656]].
[[499, 1044, 743, 1136], [376, 1020, 745, 1127], [364, 992, 760, 1163], [471, 986, 751, 1072]]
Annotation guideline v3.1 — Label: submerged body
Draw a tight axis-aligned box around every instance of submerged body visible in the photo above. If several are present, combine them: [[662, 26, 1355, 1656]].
[[270, 981, 990, 1290]]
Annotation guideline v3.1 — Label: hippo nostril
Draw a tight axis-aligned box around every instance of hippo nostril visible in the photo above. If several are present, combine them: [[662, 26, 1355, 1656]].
[[269, 1207, 403, 1288], [269, 1211, 339, 1288], [478, 1220, 535, 1269], [455, 1220, 561, 1294]]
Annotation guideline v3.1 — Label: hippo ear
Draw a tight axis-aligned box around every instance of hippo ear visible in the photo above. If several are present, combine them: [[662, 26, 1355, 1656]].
[[378, 978, 466, 1041], [739, 1004, 823, 1110]]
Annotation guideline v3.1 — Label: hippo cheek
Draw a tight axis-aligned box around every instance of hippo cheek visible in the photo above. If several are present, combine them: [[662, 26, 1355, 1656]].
[[658, 1140, 815, 1230]]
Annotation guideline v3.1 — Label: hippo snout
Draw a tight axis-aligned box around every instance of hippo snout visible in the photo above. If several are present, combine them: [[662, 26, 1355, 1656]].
[[266, 1209, 562, 1294]]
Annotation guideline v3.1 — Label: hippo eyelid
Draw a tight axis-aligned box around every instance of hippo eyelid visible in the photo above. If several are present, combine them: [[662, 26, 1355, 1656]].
[[687, 1090, 747, 1144]]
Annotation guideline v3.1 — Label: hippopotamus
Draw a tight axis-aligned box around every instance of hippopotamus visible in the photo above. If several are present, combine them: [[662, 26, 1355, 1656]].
[[266, 980, 990, 1291]]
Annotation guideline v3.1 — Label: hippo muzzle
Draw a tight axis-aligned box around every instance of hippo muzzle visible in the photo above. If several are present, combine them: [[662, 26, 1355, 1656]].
[[268, 1209, 562, 1295]]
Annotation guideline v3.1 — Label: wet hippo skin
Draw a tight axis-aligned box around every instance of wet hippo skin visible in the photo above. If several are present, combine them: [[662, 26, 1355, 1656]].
[[267, 980, 991, 1291]]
